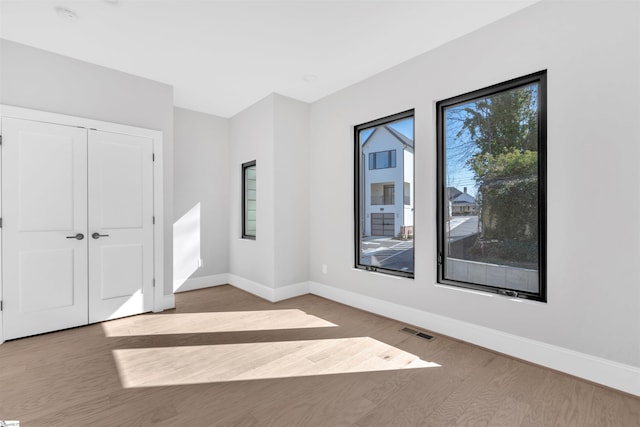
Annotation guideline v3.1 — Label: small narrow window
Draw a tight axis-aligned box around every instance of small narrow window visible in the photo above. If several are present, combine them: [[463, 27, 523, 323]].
[[437, 71, 547, 301], [242, 160, 256, 239], [355, 110, 414, 278]]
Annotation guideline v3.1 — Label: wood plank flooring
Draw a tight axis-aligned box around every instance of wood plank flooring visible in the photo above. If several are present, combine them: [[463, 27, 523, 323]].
[[0, 285, 638, 426]]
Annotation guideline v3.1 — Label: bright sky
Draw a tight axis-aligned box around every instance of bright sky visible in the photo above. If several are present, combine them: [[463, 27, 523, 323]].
[[444, 102, 478, 196], [359, 116, 413, 144]]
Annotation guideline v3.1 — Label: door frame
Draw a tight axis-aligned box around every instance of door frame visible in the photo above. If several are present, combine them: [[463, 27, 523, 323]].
[[0, 104, 166, 344]]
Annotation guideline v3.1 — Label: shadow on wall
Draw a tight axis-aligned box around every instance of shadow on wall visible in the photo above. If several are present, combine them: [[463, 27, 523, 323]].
[[173, 202, 201, 292]]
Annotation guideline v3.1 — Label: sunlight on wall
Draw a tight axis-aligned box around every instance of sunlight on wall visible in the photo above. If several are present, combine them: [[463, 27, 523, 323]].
[[173, 203, 201, 292], [113, 337, 440, 388], [102, 309, 337, 337]]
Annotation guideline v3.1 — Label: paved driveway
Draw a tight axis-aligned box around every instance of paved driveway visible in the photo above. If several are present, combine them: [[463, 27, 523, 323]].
[[447, 216, 479, 241], [361, 238, 414, 273]]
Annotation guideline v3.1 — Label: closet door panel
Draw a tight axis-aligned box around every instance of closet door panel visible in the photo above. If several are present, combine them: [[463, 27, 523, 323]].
[[18, 132, 76, 231], [95, 139, 145, 229], [18, 248, 75, 312], [1, 117, 89, 340], [88, 130, 154, 323], [99, 244, 143, 300]]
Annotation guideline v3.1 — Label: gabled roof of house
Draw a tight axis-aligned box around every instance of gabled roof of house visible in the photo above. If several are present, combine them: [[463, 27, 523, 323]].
[[362, 125, 413, 148], [383, 125, 413, 148], [446, 186, 462, 200], [452, 192, 476, 204]]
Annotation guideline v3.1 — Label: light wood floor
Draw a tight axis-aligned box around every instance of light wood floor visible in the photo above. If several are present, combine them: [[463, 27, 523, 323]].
[[1, 285, 638, 426]]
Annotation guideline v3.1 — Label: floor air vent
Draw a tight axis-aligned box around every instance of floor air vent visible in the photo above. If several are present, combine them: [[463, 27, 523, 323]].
[[400, 327, 434, 341]]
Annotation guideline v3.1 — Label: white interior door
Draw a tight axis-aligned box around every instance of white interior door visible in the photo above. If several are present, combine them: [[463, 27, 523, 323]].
[[1, 118, 88, 340], [88, 130, 154, 323]]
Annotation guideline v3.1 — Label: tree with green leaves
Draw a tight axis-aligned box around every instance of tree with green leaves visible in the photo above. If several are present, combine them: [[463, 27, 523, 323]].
[[459, 84, 539, 266], [458, 84, 538, 155]]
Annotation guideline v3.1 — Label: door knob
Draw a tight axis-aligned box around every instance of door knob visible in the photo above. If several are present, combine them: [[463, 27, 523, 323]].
[[66, 233, 85, 240], [92, 232, 110, 239]]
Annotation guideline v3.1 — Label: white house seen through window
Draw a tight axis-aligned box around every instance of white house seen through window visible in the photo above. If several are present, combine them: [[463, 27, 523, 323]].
[[355, 110, 414, 278]]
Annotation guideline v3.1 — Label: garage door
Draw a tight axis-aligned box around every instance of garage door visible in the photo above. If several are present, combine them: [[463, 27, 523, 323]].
[[371, 213, 395, 236]]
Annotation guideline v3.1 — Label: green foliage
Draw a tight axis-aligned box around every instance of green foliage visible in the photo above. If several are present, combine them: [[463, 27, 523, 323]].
[[469, 149, 538, 181], [458, 85, 538, 155], [468, 238, 538, 267], [473, 149, 538, 242], [455, 84, 540, 266]]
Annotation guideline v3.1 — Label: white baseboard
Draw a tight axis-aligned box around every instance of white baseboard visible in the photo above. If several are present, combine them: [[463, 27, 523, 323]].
[[227, 274, 274, 301], [227, 274, 309, 303], [175, 274, 229, 293], [273, 281, 311, 302], [308, 281, 640, 397], [162, 293, 176, 310]]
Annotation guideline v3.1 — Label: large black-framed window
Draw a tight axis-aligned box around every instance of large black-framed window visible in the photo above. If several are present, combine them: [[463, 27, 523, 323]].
[[355, 110, 415, 278], [436, 71, 547, 301], [242, 160, 256, 239]]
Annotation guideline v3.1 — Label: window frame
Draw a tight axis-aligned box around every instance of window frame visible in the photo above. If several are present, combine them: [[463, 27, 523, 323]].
[[436, 70, 547, 302], [242, 160, 257, 240], [354, 109, 415, 279]]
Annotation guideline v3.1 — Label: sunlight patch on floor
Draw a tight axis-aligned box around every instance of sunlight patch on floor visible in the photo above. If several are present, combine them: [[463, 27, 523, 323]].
[[113, 337, 440, 387], [102, 309, 337, 337]]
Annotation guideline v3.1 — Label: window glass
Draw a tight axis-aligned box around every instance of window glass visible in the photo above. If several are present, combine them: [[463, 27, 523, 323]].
[[243, 161, 256, 239], [356, 111, 414, 277], [369, 150, 397, 170], [437, 71, 546, 300]]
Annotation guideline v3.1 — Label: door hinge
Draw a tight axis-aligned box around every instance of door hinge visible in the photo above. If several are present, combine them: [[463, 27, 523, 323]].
[[153, 278, 156, 288], [0, 218, 3, 228], [152, 216, 155, 225], [152, 153, 155, 162], [0, 300, 3, 311], [438, 253, 443, 265], [0, 135, 3, 145]]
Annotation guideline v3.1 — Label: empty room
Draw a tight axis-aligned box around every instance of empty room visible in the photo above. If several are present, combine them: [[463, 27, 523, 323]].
[[0, 0, 639, 425]]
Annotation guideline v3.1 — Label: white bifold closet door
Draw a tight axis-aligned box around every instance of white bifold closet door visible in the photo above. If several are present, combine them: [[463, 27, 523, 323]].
[[2, 118, 89, 340], [88, 130, 154, 323], [1, 118, 154, 340]]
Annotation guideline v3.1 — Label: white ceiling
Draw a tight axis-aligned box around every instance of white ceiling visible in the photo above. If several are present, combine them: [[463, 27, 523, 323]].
[[0, 0, 538, 118]]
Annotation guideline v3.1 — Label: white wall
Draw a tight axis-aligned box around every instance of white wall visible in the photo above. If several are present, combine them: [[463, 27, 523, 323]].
[[274, 95, 310, 288], [0, 39, 175, 296], [173, 107, 229, 291], [229, 95, 276, 287], [228, 94, 310, 292], [309, 0, 640, 370]]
